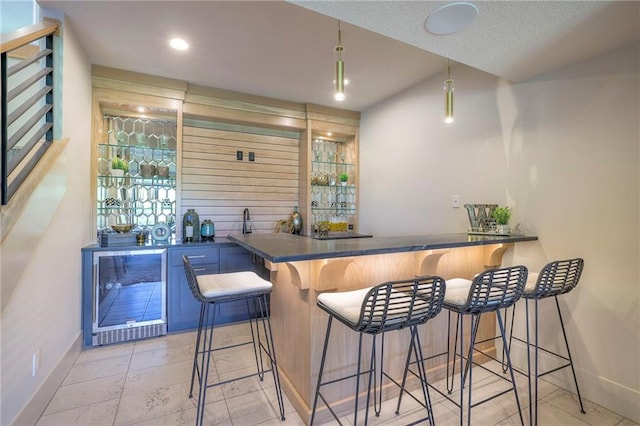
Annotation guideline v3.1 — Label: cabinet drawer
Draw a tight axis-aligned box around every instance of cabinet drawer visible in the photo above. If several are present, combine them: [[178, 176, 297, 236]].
[[189, 263, 220, 275], [171, 247, 220, 267]]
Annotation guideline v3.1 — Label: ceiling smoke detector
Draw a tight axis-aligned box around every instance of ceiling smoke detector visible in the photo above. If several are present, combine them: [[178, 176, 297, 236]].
[[425, 2, 479, 35]]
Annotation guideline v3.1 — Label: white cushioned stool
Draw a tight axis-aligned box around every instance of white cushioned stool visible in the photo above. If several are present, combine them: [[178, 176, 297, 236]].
[[310, 276, 446, 426], [182, 256, 285, 426], [415, 265, 528, 426], [508, 258, 585, 425]]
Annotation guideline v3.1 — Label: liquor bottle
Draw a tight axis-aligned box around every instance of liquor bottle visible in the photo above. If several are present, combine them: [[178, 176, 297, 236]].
[[291, 206, 303, 235], [183, 209, 196, 242]]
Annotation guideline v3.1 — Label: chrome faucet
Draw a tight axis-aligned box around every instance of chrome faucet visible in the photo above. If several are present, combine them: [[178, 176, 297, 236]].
[[242, 208, 252, 234]]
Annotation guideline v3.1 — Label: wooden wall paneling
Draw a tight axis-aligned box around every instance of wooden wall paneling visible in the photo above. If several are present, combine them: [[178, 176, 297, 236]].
[[181, 124, 300, 236]]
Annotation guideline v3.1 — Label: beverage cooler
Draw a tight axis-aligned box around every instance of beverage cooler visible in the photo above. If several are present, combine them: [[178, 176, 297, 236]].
[[85, 248, 167, 346]]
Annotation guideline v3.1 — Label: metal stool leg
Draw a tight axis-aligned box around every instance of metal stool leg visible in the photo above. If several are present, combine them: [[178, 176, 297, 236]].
[[310, 315, 333, 425], [353, 332, 365, 426], [196, 302, 217, 426], [525, 299, 534, 426], [247, 298, 266, 380], [189, 302, 206, 398], [256, 294, 286, 420], [394, 327, 435, 425], [555, 296, 586, 414], [496, 309, 525, 426]]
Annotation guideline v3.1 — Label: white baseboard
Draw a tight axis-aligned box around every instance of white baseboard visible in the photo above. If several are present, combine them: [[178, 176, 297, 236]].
[[506, 339, 640, 423], [12, 332, 83, 426]]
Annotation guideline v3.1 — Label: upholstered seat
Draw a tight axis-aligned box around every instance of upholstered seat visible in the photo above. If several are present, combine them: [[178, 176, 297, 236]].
[[311, 276, 446, 425], [197, 270, 272, 299], [182, 256, 285, 426], [408, 265, 528, 426], [510, 258, 585, 425]]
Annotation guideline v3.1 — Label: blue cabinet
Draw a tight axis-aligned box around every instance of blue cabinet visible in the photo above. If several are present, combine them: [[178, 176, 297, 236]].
[[168, 245, 220, 332], [167, 243, 261, 332]]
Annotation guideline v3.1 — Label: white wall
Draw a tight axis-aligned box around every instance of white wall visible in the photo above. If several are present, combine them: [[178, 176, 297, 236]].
[[0, 16, 93, 425], [359, 43, 639, 422]]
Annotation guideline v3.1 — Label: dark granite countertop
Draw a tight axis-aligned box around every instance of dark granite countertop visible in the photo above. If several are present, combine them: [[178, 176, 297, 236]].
[[227, 232, 538, 263]]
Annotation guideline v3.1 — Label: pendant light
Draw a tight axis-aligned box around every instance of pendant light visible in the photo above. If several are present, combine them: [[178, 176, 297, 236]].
[[334, 21, 345, 101], [444, 59, 454, 124]]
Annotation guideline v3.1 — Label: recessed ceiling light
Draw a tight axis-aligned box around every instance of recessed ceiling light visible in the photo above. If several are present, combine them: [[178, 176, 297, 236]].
[[137, 106, 145, 113], [169, 38, 189, 51], [426, 2, 479, 35]]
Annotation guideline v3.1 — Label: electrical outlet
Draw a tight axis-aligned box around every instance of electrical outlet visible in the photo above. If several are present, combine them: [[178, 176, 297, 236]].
[[452, 195, 460, 208], [248, 151, 255, 162], [236, 151, 243, 161], [32, 350, 40, 376]]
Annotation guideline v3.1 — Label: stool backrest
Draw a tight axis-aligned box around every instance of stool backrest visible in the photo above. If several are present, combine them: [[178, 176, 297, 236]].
[[182, 255, 206, 303], [532, 258, 584, 299], [464, 265, 528, 314], [357, 275, 446, 334]]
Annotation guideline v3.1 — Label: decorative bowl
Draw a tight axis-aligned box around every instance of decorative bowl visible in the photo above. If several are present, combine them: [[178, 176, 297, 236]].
[[112, 223, 134, 233]]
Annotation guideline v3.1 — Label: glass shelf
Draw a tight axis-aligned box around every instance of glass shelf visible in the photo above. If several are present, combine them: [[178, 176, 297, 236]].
[[311, 160, 355, 167], [98, 143, 176, 153], [98, 175, 176, 186], [97, 114, 177, 233], [311, 207, 356, 213], [311, 184, 355, 189]]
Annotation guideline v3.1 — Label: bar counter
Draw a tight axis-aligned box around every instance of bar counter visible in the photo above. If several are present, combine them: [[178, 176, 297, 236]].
[[227, 232, 538, 423]]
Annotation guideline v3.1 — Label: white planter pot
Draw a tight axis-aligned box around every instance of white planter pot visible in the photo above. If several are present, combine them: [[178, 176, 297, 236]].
[[496, 224, 510, 235]]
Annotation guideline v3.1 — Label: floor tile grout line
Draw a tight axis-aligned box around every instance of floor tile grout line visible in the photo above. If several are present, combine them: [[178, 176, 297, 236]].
[[112, 343, 135, 426]]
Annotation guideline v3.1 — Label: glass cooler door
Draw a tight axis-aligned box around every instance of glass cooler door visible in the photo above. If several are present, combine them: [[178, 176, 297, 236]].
[[92, 248, 167, 345]]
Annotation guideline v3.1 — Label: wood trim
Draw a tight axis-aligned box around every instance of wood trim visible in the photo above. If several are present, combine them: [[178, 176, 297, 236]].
[[285, 261, 311, 290], [315, 258, 354, 291], [1, 21, 58, 54], [188, 84, 306, 113], [185, 93, 306, 121], [1, 138, 69, 242], [92, 65, 188, 92], [92, 78, 187, 102], [306, 103, 361, 122], [484, 243, 514, 268], [415, 249, 450, 276], [183, 102, 306, 130]]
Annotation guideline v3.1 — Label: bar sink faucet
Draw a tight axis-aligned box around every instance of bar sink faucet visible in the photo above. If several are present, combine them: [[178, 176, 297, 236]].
[[242, 208, 252, 234]]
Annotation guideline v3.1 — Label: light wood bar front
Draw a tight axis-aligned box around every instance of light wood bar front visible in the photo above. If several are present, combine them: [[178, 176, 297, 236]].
[[228, 233, 537, 424]]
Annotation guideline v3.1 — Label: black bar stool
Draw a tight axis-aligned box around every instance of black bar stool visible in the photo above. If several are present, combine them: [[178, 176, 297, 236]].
[[509, 258, 586, 425], [310, 275, 446, 426], [182, 255, 286, 426], [420, 265, 528, 426]]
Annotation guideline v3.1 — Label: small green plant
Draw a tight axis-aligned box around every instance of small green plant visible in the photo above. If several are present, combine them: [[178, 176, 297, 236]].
[[492, 206, 512, 225], [111, 157, 128, 173], [339, 172, 349, 183]]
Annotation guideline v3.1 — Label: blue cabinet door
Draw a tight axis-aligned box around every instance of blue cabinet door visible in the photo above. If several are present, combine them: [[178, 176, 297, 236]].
[[216, 245, 258, 324], [167, 246, 219, 332]]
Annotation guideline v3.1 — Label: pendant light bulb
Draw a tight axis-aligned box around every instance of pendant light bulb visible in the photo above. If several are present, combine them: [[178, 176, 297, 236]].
[[334, 21, 345, 101], [444, 59, 454, 124]]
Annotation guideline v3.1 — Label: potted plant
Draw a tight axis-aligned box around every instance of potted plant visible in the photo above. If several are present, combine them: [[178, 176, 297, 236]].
[[111, 157, 128, 176], [339, 172, 348, 186], [492, 206, 512, 234]]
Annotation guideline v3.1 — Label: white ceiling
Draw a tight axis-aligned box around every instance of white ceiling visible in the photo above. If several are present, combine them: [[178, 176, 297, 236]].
[[38, 0, 640, 112]]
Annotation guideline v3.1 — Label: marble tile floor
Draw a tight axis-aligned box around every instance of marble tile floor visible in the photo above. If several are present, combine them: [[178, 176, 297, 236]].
[[37, 322, 638, 426]]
